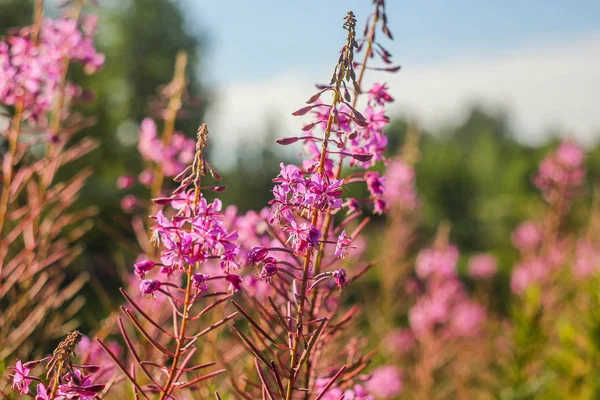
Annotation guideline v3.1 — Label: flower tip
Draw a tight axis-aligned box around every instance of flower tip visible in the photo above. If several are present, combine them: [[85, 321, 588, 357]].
[[352, 153, 374, 162], [276, 137, 299, 146]]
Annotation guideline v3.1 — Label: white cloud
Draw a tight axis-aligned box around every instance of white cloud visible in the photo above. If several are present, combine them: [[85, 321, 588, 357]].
[[205, 34, 600, 167]]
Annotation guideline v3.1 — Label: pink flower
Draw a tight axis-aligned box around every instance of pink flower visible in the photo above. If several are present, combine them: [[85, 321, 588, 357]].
[[226, 274, 243, 291], [556, 140, 584, 169], [10, 360, 32, 395], [373, 197, 387, 215], [117, 174, 135, 190], [574, 241, 600, 278], [0, 17, 104, 124], [260, 257, 278, 281], [511, 221, 541, 251], [134, 260, 155, 278], [510, 258, 547, 294], [365, 365, 403, 398], [533, 140, 586, 200], [415, 245, 459, 279], [139, 279, 161, 297], [138, 168, 154, 186], [57, 370, 105, 400], [120, 195, 139, 212], [468, 253, 497, 279], [384, 159, 419, 210], [365, 172, 385, 197], [450, 301, 486, 338], [307, 173, 344, 211], [35, 383, 49, 400], [368, 82, 394, 105], [192, 273, 209, 293], [247, 246, 269, 265], [333, 268, 347, 288], [385, 329, 414, 355], [334, 230, 352, 259]]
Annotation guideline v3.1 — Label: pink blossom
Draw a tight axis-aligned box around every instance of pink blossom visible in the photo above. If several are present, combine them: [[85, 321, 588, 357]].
[[138, 168, 154, 186], [365, 171, 385, 197], [226, 274, 243, 291], [510, 258, 547, 294], [385, 329, 415, 355], [415, 245, 459, 279], [450, 301, 486, 338], [574, 241, 600, 278], [335, 230, 352, 259], [384, 159, 419, 210], [120, 194, 138, 212], [468, 253, 497, 279], [10, 360, 32, 395], [139, 279, 161, 297], [365, 365, 403, 398], [35, 383, 49, 400], [117, 174, 135, 190], [0, 17, 104, 124], [247, 246, 269, 265], [134, 260, 155, 278], [511, 221, 541, 251], [137, 118, 196, 177], [333, 268, 347, 288], [57, 370, 105, 400], [368, 82, 394, 105], [192, 273, 209, 293], [556, 140, 584, 169], [533, 140, 586, 200]]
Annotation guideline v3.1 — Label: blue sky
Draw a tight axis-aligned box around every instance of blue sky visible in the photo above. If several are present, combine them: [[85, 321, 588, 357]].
[[183, 0, 600, 85], [175, 1, 600, 165]]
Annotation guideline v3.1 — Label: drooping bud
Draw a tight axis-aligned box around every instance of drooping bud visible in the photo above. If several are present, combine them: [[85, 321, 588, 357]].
[[248, 246, 269, 265], [140, 279, 161, 297], [134, 260, 155, 279], [333, 269, 347, 288]]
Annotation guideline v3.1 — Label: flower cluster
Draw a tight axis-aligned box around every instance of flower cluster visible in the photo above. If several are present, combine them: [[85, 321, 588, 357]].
[[8, 331, 105, 399], [409, 244, 486, 338], [533, 139, 585, 202], [137, 126, 241, 297], [0, 16, 104, 125], [315, 365, 402, 400], [511, 140, 587, 294], [383, 159, 420, 211], [137, 117, 196, 179], [467, 253, 498, 279]]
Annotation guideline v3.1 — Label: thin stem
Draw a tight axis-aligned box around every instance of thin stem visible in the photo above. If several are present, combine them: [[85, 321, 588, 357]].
[[302, 12, 379, 397], [159, 263, 194, 399], [286, 17, 355, 392], [37, 0, 82, 244], [0, 0, 46, 270], [0, 100, 24, 265], [151, 51, 188, 201], [160, 129, 202, 399], [31, 0, 44, 45], [47, 0, 83, 150]]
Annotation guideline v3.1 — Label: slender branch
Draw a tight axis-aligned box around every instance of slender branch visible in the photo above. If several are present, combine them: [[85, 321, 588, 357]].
[[285, 13, 357, 400], [302, 10, 380, 397], [151, 51, 188, 201]]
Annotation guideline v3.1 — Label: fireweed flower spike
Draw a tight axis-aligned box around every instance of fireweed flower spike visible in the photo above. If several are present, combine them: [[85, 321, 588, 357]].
[[8, 331, 105, 399], [226, 6, 401, 399], [0, 0, 103, 367], [98, 124, 236, 399]]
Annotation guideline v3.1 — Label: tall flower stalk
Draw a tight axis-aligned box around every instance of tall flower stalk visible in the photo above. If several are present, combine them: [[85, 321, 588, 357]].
[[226, 5, 400, 399], [98, 124, 240, 398], [0, 0, 103, 366]]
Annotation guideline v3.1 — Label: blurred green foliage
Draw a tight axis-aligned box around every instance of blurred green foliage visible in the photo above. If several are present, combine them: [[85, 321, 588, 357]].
[[2, 0, 600, 350]]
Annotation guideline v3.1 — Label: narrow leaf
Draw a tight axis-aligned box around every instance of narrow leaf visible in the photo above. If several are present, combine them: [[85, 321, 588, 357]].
[[314, 366, 347, 400], [96, 339, 149, 399]]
